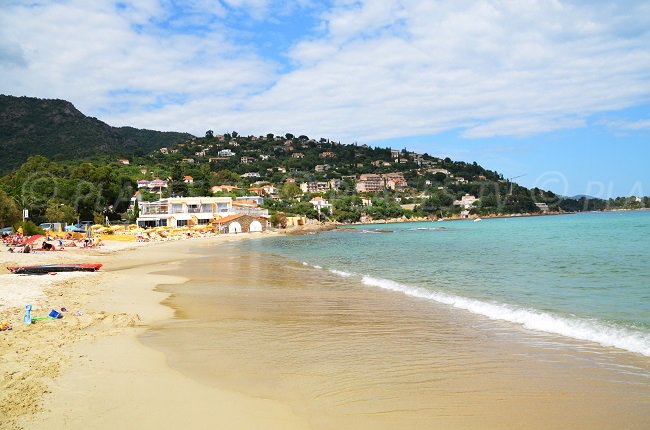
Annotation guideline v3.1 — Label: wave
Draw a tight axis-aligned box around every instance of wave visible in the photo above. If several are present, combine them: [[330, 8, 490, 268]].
[[329, 269, 353, 278], [361, 276, 650, 357]]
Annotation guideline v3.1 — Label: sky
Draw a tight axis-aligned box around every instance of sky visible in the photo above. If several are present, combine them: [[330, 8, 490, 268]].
[[1, 0, 649, 197]]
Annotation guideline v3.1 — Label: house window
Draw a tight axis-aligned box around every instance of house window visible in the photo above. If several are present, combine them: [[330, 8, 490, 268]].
[[176, 220, 188, 227], [197, 218, 211, 225]]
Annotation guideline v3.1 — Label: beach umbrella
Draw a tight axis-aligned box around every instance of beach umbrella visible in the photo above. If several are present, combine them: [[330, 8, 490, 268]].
[[26, 234, 44, 244]]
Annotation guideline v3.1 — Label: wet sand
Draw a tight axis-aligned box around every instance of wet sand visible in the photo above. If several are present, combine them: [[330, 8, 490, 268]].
[[144, 244, 650, 430]]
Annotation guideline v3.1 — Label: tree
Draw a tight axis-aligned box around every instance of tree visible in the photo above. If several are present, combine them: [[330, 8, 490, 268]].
[[205, 130, 214, 138], [0, 189, 20, 227], [270, 212, 287, 228], [44, 201, 77, 224], [433, 172, 447, 182], [93, 211, 105, 225], [211, 169, 241, 186], [126, 200, 139, 224], [281, 182, 302, 200]]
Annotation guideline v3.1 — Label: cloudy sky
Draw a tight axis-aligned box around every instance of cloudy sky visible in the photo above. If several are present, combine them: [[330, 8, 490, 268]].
[[2, 0, 649, 196]]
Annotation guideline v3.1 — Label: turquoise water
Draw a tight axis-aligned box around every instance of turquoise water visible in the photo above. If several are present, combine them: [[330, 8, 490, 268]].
[[240, 211, 650, 356]]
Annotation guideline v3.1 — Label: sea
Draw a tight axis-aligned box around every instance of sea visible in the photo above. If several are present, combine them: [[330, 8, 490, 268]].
[[248, 211, 650, 357], [143, 210, 650, 429]]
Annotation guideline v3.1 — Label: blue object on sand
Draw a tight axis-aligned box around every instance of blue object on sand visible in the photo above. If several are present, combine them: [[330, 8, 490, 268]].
[[24, 304, 32, 324], [48, 309, 62, 319]]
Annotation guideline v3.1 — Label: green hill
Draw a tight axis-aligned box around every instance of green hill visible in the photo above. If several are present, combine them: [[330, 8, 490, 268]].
[[0, 95, 193, 174]]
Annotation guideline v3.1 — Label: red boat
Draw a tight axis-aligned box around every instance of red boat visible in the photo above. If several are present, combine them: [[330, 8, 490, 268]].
[[7, 264, 103, 274]]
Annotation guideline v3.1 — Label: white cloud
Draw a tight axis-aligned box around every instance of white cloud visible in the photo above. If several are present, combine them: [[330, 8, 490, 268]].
[[1, 0, 649, 142], [599, 118, 650, 131], [0, 0, 275, 131]]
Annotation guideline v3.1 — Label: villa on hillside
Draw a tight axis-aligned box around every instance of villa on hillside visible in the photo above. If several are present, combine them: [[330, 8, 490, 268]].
[[309, 196, 333, 215], [356, 174, 384, 192], [300, 181, 330, 193], [241, 156, 256, 164], [386, 177, 408, 191], [535, 203, 550, 213], [211, 185, 241, 193], [137, 179, 169, 193], [454, 194, 480, 209]]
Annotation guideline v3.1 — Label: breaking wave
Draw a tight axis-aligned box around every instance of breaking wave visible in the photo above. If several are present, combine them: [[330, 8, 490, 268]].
[[361, 275, 650, 357]]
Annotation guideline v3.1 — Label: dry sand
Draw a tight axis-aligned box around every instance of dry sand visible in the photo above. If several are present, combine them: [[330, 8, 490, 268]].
[[1, 233, 307, 430]]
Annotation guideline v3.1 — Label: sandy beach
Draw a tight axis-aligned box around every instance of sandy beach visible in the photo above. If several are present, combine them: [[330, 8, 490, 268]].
[[1, 233, 309, 430], [2, 228, 649, 430]]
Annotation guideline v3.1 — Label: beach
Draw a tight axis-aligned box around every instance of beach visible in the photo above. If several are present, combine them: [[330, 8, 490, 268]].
[[1, 233, 309, 430], [2, 220, 649, 429]]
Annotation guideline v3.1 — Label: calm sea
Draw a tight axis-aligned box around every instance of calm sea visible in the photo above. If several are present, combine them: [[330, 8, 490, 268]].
[[240, 211, 650, 357]]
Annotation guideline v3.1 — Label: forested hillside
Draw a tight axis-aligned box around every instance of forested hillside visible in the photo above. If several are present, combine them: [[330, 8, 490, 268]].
[[0, 95, 192, 174]]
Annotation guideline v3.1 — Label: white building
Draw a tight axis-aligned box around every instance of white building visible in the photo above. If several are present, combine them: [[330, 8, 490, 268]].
[[454, 194, 479, 209], [309, 197, 333, 216], [241, 172, 261, 178], [300, 182, 330, 193], [136, 197, 233, 227]]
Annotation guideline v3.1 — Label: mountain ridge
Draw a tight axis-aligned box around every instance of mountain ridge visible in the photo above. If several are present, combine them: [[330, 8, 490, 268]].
[[0, 95, 193, 174]]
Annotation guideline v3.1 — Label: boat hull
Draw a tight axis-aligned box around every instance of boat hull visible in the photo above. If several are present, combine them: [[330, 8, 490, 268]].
[[7, 264, 103, 274]]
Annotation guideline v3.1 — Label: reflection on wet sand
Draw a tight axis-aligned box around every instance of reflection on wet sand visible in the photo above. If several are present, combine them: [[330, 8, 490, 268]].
[[142, 248, 650, 430]]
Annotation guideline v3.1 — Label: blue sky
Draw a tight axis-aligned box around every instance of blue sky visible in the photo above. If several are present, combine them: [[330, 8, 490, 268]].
[[1, 0, 649, 197]]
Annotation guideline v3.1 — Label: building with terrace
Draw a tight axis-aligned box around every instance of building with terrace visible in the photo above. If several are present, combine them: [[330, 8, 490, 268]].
[[136, 197, 233, 228]]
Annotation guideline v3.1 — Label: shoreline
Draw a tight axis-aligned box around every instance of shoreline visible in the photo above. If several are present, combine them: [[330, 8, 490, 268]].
[[3, 225, 649, 429], [141, 243, 650, 429], [1, 232, 308, 430]]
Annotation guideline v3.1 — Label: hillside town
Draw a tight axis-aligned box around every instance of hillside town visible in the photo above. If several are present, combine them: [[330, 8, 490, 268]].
[[3, 131, 643, 233], [121, 131, 558, 225]]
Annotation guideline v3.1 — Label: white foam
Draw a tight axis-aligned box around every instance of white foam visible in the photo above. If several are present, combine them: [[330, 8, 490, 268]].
[[361, 276, 650, 357], [312, 265, 322, 269], [329, 269, 353, 278], [302, 262, 309, 266]]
